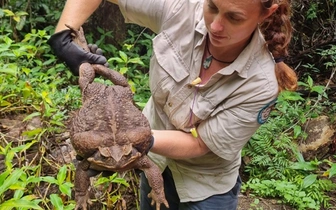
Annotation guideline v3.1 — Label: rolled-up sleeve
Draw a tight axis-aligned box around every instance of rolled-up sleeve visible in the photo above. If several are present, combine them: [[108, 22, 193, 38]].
[[197, 101, 270, 161]]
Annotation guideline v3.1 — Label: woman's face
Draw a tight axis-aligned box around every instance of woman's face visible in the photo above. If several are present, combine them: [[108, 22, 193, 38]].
[[203, 0, 273, 48]]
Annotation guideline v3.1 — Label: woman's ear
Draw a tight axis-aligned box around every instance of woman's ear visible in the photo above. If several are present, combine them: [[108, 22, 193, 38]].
[[259, 4, 279, 22]]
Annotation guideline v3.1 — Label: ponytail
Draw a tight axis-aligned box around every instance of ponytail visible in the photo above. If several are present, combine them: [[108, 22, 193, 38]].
[[260, 0, 298, 92]]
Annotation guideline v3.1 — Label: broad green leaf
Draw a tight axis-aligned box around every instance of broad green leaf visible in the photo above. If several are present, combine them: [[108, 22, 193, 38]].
[[280, 91, 304, 101], [128, 57, 144, 65], [290, 162, 317, 171], [0, 170, 10, 185], [298, 81, 309, 87], [15, 11, 28, 16], [329, 163, 336, 178], [0, 65, 18, 76], [5, 151, 15, 168], [13, 15, 20, 23], [128, 80, 136, 93], [50, 120, 65, 127], [109, 57, 124, 63], [22, 128, 44, 137], [42, 59, 56, 66], [293, 125, 302, 139], [0, 100, 11, 107], [3, 9, 15, 16], [298, 191, 306, 197], [119, 67, 128, 75], [23, 112, 41, 122], [2, 36, 13, 45], [50, 194, 64, 210], [0, 169, 23, 195], [16, 15, 26, 30], [97, 26, 104, 34], [302, 174, 317, 188], [34, 59, 42, 66], [59, 182, 73, 197], [311, 86, 325, 94], [14, 189, 24, 199], [64, 203, 76, 210], [41, 176, 58, 184], [57, 165, 67, 183], [124, 44, 133, 50], [9, 183, 26, 190], [307, 76, 313, 88], [10, 140, 37, 153], [26, 176, 44, 184], [22, 88, 33, 99], [119, 51, 128, 62], [0, 199, 43, 210], [38, 29, 46, 37]]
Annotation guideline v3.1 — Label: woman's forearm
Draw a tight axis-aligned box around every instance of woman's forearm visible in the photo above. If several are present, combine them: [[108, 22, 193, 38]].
[[150, 130, 210, 159], [55, 0, 103, 32]]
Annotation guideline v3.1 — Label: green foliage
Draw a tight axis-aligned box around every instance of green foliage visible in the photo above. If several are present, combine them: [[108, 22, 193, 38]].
[[105, 29, 153, 108], [41, 165, 74, 198], [0, 8, 81, 134], [0, 4, 151, 210], [1, 0, 64, 39], [242, 79, 336, 209], [306, 3, 319, 20], [1, 1, 335, 210], [290, 0, 335, 80], [0, 142, 76, 209], [242, 177, 335, 210], [93, 173, 131, 208], [318, 44, 336, 69]]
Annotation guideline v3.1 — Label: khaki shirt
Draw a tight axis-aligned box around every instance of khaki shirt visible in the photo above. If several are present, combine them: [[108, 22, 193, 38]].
[[119, 0, 278, 202]]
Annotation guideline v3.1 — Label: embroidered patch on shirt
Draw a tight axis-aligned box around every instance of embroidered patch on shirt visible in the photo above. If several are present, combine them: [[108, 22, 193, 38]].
[[257, 98, 277, 124]]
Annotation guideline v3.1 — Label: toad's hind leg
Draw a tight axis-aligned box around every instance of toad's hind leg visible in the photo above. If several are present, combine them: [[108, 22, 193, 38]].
[[74, 160, 101, 210], [136, 156, 169, 210]]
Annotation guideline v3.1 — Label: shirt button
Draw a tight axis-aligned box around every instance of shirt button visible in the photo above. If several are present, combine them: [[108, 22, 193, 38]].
[[187, 84, 193, 89], [168, 102, 173, 107]]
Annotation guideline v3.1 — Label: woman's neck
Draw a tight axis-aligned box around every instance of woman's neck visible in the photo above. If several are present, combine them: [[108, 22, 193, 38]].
[[208, 34, 252, 63]]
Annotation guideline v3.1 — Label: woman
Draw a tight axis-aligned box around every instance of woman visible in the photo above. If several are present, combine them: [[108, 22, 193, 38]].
[[48, 0, 297, 209]]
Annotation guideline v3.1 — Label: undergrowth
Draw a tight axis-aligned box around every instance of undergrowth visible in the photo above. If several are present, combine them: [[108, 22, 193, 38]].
[[1, 1, 336, 210]]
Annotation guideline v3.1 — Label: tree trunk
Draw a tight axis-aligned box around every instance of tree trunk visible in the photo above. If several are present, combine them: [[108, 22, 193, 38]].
[[84, 1, 127, 48]]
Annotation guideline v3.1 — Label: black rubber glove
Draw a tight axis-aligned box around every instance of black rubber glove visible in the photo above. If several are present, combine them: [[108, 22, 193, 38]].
[[47, 29, 107, 76], [145, 136, 155, 154], [88, 44, 109, 68]]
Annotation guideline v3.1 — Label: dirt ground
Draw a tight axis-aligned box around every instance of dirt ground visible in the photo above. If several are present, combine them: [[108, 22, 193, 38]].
[[237, 195, 294, 210]]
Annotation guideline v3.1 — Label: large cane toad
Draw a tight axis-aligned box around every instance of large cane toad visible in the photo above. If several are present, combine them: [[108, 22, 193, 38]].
[[68, 26, 168, 210]]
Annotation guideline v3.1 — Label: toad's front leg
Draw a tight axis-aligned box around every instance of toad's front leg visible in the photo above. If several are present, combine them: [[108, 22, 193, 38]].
[[70, 131, 114, 158]]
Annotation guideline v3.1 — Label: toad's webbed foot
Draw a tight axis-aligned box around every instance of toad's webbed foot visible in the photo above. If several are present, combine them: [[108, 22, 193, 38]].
[[74, 191, 92, 210]]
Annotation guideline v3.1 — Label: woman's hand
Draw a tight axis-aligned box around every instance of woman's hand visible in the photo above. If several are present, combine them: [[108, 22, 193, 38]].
[[47, 30, 107, 75]]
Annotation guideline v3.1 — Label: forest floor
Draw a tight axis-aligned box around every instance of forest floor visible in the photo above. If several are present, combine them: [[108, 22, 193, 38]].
[[237, 195, 294, 210], [0, 114, 299, 210], [1, 110, 335, 210]]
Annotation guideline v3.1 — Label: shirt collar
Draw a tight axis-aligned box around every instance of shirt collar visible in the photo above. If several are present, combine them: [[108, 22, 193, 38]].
[[227, 28, 267, 78], [196, 19, 267, 79]]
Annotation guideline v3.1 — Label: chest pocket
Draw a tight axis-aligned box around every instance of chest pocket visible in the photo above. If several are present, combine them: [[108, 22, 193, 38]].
[[150, 31, 190, 107]]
